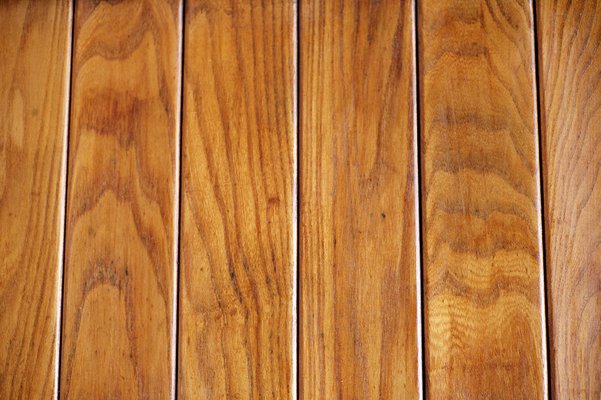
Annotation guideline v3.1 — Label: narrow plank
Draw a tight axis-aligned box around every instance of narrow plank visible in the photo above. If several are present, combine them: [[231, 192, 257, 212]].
[[0, 1, 71, 398], [178, 0, 295, 398], [419, 1, 547, 398], [537, 1, 601, 397], [59, 1, 181, 398], [300, 0, 420, 398]]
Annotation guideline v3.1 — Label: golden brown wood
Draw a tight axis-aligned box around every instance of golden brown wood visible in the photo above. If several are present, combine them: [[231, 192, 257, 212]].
[[178, 0, 295, 398], [537, 0, 601, 397], [59, 1, 181, 398], [0, 1, 71, 398], [419, 0, 548, 398], [300, 0, 420, 398]]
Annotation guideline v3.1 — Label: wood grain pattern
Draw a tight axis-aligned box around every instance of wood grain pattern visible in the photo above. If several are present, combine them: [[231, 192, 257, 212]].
[[418, 0, 548, 398], [537, 1, 601, 397], [178, 0, 295, 398], [300, 0, 420, 398], [59, 1, 181, 398], [0, 1, 71, 399], [0, 1, 71, 398]]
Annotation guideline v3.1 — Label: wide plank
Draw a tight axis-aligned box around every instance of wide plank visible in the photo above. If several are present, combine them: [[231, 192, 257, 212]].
[[537, 0, 601, 397], [0, 1, 72, 398], [300, 0, 421, 398], [178, 0, 295, 398], [59, 1, 181, 398], [418, 0, 548, 398]]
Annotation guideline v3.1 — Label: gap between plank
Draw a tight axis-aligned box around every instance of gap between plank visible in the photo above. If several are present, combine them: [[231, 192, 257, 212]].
[[174, 1, 186, 399], [55, 1, 76, 398], [413, 0, 426, 398], [293, 0, 300, 398], [530, 1, 552, 399]]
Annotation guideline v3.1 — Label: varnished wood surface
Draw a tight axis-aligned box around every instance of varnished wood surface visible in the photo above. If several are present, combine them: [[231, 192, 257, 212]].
[[178, 0, 295, 398], [59, 0, 181, 398], [300, 0, 420, 398], [0, 1, 71, 398], [4, 1, 601, 397], [537, 0, 601, 397], [418, 0, 547, 398]]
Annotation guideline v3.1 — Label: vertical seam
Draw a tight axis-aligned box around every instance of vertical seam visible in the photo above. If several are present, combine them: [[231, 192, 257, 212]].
[[55, 0, 76, 398], [174, 0, 186, 398], [413, 0, 427, 398], [530, 1, 553, 399], [294, 0, 301, 398]]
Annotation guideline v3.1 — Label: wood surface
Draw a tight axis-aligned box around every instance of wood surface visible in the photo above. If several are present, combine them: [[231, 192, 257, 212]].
[[59, 1, 181, 398], [300, 0, 420, 398], [537, 0, 601, 397], [418, 0, 548, 398], [178, 0, 295, 398], [0, 1, 71, 398], [4, 0, 601, 396]]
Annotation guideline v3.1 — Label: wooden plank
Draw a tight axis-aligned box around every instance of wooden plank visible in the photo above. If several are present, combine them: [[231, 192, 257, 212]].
[[537, 1, 601, 397], [0, 1, 71, 398], [59, 1, 181, 398], [418, 1, 548, 398], [178, 0, 295, 398], [300, 0, 420, 398]]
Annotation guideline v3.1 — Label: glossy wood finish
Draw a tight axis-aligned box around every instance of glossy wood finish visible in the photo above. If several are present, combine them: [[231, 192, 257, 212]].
[[418, 0, 547, 398], [0, 1, 71, 398], [537, 0, 601, 397], [300, 0, 420, 398], [59, 1, 181, 398], [6, 1, 601, 398], [178, 0, 295, 398]]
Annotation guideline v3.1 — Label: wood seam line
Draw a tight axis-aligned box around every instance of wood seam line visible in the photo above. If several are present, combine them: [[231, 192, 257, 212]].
[[56, 1, 76, 398], [413, 0, 426, 398], [293, 0, 300, 399], [530, 1, 552, 398], [174, 1, 185, 399]]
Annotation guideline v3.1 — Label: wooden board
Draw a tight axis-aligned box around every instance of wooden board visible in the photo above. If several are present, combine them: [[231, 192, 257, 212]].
[[0, 1, 72, 398], [418, 0, 548, 398], [537, 0, 601, 397], [178, 0, 295, 398], [300, 0, 420, 398], [59, 1, 181, 398]]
